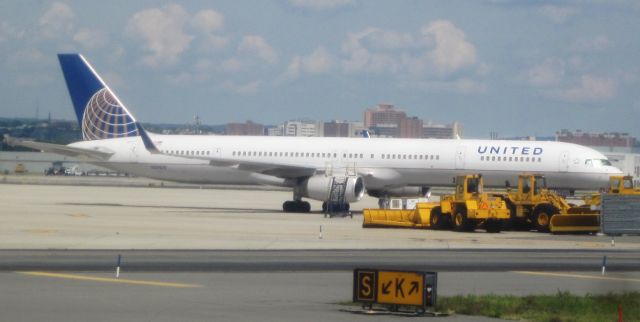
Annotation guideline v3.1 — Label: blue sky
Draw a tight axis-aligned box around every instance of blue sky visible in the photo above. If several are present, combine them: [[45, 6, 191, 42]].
[[1, 0, 639, 138]]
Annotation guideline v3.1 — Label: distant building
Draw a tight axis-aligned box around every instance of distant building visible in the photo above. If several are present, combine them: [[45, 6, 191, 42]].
[[282, 120, 324, 137], [266, 126, 283, 136], [556, 129, 636, 153], [364, 103, 460, 139], [323, 121, 350, 137], [423, 121, 462, 139], [225, 120, 264, 136], [399, 117, 423, 138], [364, 104, 407, 129]]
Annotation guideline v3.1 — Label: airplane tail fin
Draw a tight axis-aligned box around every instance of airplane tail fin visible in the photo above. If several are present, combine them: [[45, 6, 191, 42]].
[[58, 53, 139, 141]]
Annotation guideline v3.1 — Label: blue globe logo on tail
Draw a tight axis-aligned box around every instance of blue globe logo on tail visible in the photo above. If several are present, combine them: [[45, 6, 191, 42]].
[[58, 53, 139, 141], [82, 88, 138, 140]]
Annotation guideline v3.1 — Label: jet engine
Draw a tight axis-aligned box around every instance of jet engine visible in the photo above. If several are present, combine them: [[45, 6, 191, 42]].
[[298, 175, 365, 202], [367, 186, 430, 198]]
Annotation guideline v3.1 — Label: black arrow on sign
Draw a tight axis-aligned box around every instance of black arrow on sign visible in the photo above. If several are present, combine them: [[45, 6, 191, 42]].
[[408, 281, 419, 295], [381, 281, 392, 295], [395, 278, 405, 298]]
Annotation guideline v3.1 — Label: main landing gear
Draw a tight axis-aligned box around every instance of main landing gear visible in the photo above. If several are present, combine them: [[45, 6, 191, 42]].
[[282, 200, 311, 213]]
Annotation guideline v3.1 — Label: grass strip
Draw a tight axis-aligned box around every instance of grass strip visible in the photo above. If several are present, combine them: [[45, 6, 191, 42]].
[[435, 291, 639, 322], [338, 292, 640, 321]]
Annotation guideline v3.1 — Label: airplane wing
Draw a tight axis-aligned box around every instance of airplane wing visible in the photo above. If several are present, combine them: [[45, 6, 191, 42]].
[[209, 159, 318, 179], [135, 123, 317, 179], [4, 135, 113, 160]]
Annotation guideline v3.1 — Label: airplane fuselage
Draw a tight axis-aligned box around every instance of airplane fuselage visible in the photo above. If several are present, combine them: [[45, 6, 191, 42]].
[[70, 134, 621, 192]]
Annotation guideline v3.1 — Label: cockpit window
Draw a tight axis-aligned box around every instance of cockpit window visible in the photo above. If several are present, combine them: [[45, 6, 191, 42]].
[[586, 159, 612, 167]]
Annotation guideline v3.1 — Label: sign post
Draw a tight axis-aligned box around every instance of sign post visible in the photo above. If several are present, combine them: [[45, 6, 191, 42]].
[[353, 268, 437, 312]]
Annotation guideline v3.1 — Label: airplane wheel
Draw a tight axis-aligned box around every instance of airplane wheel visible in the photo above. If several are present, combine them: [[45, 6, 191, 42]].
[[282, 201, 293, 212], [322, 201, 327, 212], [301, 201, 311, 213]]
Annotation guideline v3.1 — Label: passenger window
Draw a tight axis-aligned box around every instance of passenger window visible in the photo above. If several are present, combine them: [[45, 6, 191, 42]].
[[491, 156, 495, 161], [480, 156, 484, 161]]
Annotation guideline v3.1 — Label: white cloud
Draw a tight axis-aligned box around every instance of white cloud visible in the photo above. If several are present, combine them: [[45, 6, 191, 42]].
[[6, 49, 45, 67], [238, 35, 278, 64], [558, 75, 616, 102], [421, 20, 477, 75], [0, 21, 23, 42], [539, 5, 578, 23], [193, 9, 224, 33], [221, 58, 245, 72], [402, 78, 487, 94], [302, 46, 333, 74], [126, 4, 193, 67], [341, 20, 478, 76], [280, 46, 334, 82], [39, 2, 74, 38], [73, 28, 108, 50], [289, 0, 355, 10], [522, 58, 565, 86], [15, 73, 54, 86], [199, 34, 228, 52], [359, 27, 416, 50], [222, 80, 262, 94], [341, 29, 400, 73], [571, 35, 611, 52]]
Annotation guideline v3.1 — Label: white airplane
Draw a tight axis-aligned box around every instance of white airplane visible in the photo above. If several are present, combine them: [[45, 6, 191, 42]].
[[7, 54, 623, 212]]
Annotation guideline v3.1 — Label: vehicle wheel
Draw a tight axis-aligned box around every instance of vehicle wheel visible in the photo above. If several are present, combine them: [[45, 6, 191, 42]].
[[453, 208, 476, 232], [429, 207, 443, 229], [485, 220, 502, 233], [533, 208, 553, 232], [322, 201, 327, 212], [301, 201, 311, 213]]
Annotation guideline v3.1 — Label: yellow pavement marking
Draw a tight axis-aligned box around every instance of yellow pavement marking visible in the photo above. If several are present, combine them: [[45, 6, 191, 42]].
[[18, 271, 201, 288], [513, 271, 640, 284]]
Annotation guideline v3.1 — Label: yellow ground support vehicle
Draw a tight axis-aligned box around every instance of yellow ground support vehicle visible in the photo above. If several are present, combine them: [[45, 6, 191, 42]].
[[363, 174, 510, 233], [500, 174, 599, 233], [579, 175, 640, 209]]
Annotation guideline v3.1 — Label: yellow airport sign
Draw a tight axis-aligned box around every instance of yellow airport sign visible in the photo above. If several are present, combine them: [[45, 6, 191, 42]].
[[353, 269, 437, 308], [377, 271, 424, 305], [353, 270, 377, 302]]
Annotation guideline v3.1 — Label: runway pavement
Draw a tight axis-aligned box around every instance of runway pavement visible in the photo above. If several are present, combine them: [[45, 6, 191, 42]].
[[2, 178, 639, 321], [2, 270, 639, 322], [0, 249, 638, 272], [2, 182, 640, 250]]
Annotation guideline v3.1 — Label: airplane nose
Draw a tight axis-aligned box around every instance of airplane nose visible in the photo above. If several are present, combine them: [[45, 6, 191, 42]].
[[610, 166, 623, 175]]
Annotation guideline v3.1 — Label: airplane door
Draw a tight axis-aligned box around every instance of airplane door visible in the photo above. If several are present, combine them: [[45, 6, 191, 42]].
[[559, 151, 569, 172], [129, 144, 138, 163], [212, 147, 222, 158], [455, 146, 466, 169]]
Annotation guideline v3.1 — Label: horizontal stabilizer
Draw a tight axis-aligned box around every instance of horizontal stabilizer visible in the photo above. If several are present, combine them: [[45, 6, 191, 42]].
[[4, 135, 113, 160]]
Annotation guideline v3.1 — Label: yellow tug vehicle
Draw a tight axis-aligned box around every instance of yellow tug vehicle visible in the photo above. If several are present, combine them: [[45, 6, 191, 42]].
[[500, 174, 599, 233], [553, 175, 640, 232], [363, 174, 510, 233]]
